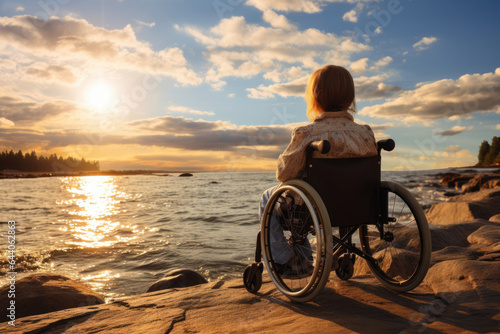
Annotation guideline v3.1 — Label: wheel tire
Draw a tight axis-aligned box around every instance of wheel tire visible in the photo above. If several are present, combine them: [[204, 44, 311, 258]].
[[243, 264, 262, 294], [359, 181, 432, 292], [335, 253, 354, 281], [261, 180, 333, 303]]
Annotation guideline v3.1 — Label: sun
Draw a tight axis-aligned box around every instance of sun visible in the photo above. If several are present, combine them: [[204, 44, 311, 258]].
[[85, 80, 116, 112]]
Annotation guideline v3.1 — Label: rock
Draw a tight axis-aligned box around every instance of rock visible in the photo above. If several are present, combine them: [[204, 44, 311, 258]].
[[430, 246, 479, 266], [424, 259, 500, 297], [440, 172, 474, 189], [490, 214, 500, 223], [467, 225, 500, 246], [0, 273, 104, 319], [179, 173, 193, 177], [354, 248, 419, 278], [428, 220, 491, 250], [426, 188, 500, 224], [147, 269, 207, 292], [461, 174, 500, 193], [481, 179, 500, 191]]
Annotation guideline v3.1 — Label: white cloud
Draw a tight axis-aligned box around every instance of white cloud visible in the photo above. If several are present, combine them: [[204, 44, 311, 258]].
[[360, 68, 500, 123], [16, 6, 24, 12], [167, 106, 215, 116], [350, 58, 369, 75], [135, 20, 155, 28], [342, 3, 364, 23], [413, 36, 438, 51], [246, 0, 378, 13], [181, 16, 371, 88], [0, 15, 201, 85], [350, 56, 392, 75], [495, 124, 500, 130], [262, 9, 297, 30]]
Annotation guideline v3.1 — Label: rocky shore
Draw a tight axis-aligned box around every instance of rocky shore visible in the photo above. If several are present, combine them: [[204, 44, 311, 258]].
[[1, 170, 499, 333]]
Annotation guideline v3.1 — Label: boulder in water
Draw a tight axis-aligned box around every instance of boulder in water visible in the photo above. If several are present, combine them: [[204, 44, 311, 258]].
[[147, 269, 207, 292], [0, 273, 104, 319], [179, 173, 193, 177]]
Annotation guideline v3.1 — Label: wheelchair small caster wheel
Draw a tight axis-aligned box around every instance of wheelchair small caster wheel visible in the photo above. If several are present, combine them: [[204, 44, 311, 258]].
[[243, 263, 262, 294], [258, 262, 264, 273], [335, 253, 354, 281]]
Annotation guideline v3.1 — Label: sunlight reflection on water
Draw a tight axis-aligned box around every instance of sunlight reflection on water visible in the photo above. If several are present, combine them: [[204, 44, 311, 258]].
[[57, 176, 140, 248]]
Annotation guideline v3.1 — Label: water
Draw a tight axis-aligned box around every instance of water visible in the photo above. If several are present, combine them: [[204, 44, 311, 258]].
[[0, 170, 457, 300]]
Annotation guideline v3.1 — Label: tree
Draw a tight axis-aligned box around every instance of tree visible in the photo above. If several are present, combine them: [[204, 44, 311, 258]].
[[478, 140, 491, 165], [485, 136, 500, 165]]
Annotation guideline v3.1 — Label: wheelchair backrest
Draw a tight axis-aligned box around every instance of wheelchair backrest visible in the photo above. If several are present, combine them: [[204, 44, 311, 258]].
[[305, 155, 380, 227]]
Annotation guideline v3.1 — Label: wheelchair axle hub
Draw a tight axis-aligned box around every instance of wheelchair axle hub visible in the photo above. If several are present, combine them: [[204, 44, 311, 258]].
[[383, 231, 394, 242]]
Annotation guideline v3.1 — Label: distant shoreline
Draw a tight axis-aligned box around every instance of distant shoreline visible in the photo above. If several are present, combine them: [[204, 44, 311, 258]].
[[0, 170, 197, 179]]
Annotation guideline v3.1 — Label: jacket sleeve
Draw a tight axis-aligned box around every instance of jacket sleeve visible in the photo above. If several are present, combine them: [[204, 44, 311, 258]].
[[276, 126, 309, 182]]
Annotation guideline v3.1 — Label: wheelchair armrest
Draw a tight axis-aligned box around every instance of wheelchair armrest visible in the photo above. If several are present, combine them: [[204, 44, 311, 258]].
[[377, 139, 395, 154], [309, 140, 331, 154]]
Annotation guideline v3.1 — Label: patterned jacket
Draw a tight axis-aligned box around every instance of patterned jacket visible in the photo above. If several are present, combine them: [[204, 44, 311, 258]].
[[276, 111, 378, 182]]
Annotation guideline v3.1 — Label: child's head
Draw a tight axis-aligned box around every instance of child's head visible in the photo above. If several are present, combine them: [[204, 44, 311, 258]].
[[305, 65, 356, 121]]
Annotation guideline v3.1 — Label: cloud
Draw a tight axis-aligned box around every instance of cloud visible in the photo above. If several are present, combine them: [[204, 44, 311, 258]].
[[262, 9, 297, 30], [180, 15, 371, 88], [360, 68, 500, 123], [495, 124, 500, 130], [167, 106, 215, 116], [247, 76, 308, 99], [26, 64, 78, 83], [135, 20, 155, 28], [342, 3, 364, 23], [350, 58, 369, 75], [413, 36, 438, 51], [16, 6, 24, 12], [430, 145, 475, 168], [247, 74, 401, 100], [246, 0, 378, 13], [350, 56, 392, 75], [0, 94, 81, 125], [0, 117, 14, 127], [0, 15, 201, 85], [435, 125, 473, 136]]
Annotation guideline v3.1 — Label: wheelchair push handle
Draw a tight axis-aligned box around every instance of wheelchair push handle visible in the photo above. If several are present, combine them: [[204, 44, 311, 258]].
[[309, 140, 331, 154], [377, 139, 395, 154]]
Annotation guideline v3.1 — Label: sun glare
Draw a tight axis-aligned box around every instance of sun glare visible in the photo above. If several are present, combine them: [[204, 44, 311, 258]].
[[85, 80, 116, 112]]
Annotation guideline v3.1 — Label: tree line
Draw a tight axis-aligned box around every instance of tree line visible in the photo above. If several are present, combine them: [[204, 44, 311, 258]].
[[478, 136, 500, 166], [0, 150, 100, 172]]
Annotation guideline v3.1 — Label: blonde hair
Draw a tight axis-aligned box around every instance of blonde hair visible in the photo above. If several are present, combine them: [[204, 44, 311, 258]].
[[305, 65, 356, 121]]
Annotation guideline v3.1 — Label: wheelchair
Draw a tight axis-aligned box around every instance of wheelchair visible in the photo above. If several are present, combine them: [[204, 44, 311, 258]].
[[243, 139, 432, 303]]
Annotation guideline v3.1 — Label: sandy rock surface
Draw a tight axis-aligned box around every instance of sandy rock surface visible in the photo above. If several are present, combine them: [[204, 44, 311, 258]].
[[426, 188, 500, 225]]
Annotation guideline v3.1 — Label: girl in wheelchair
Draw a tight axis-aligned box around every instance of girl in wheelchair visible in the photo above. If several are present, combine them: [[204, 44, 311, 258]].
[[259, 65, 377, 276], [246, 65, 431, 303]]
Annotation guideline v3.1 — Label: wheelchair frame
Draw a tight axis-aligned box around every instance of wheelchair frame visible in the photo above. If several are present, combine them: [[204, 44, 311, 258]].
[[243, 139, 432, 303]]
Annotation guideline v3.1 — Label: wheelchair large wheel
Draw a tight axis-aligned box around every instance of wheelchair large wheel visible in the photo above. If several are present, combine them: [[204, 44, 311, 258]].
[[359, 181, 431, 292], [261, 180, 333, 303]]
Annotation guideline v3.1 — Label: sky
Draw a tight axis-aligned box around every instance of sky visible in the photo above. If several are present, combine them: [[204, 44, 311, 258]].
[[0, 0, 499, 172]]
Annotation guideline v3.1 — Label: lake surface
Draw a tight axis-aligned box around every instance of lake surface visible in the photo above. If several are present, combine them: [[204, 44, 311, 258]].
[[0, 170, 457, 301]]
